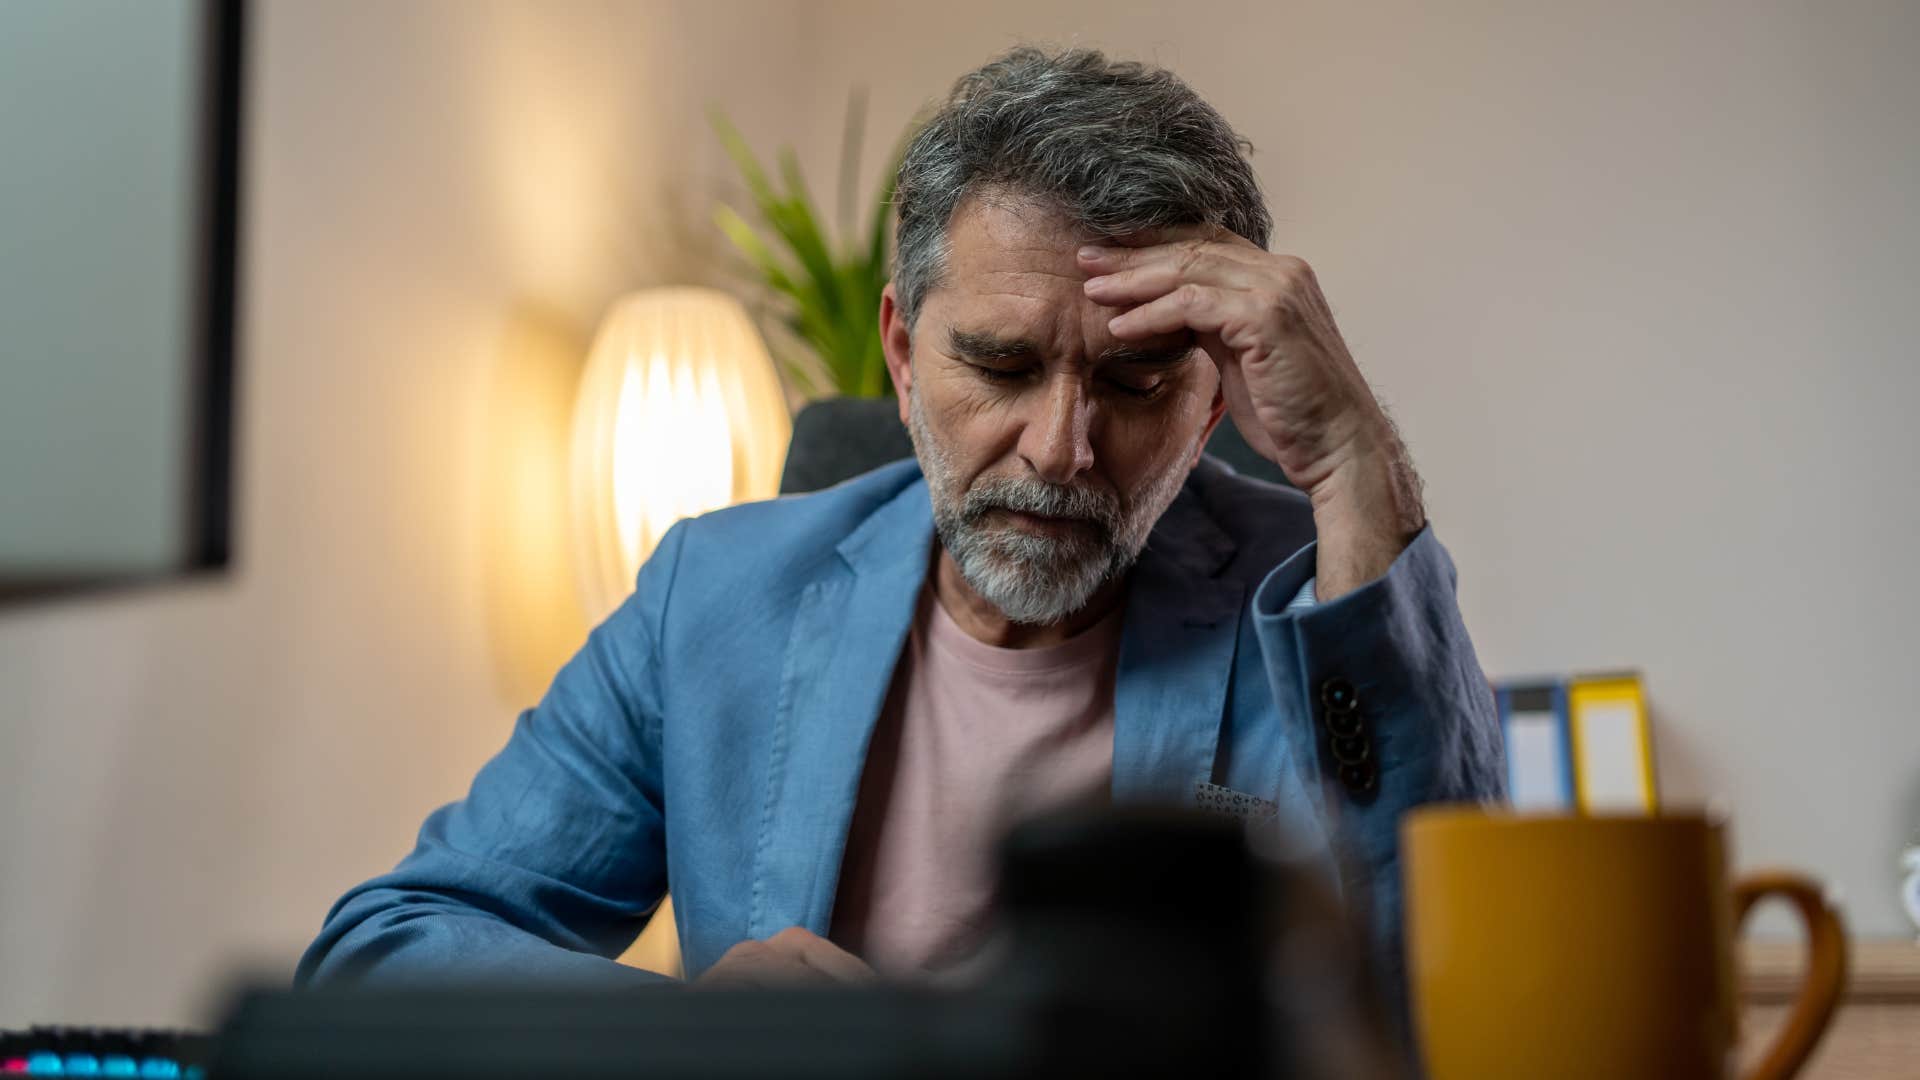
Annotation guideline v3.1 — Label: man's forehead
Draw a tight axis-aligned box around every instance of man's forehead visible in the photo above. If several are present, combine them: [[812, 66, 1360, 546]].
[[945, 195, 1085, 271], [956, 187, 1221, 242], [934, 197, 1198, 362], [949, 188, 1212, 249]]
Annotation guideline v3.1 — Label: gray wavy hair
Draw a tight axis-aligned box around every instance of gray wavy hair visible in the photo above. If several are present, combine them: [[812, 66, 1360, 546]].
[[891, 45, 1273, 334]]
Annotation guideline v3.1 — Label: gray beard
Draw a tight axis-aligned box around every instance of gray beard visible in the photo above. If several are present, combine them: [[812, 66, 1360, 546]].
[[906, 387, 1198, 626]]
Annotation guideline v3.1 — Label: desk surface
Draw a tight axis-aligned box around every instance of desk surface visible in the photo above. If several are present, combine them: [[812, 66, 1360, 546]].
[[1742, 938, 1920, 1003], [1738, 939, 1920, 1080]]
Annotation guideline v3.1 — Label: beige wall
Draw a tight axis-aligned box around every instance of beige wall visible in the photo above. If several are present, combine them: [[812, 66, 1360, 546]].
[[2, 0, 1915, 1026]]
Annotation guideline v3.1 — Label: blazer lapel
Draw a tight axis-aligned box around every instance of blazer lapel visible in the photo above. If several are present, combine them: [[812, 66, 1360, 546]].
[[748, 477, 933, 939], [1113, 485, 1245, 805]]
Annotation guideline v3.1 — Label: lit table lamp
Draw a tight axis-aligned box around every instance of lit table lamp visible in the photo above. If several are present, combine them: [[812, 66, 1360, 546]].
[[570, 286, 791, 623]]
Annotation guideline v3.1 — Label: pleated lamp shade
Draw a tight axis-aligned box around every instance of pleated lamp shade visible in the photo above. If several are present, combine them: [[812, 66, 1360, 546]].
[[570, 287, 791, 623]]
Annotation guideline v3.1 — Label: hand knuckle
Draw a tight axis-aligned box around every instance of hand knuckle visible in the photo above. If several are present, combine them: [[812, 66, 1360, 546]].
[[1275, 302, 1309, 334]]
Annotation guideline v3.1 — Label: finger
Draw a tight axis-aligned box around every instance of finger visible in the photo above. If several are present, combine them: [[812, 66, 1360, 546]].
[[727, 956, 831, 989], [772, 927, 880, 983], [1081, 253, 1259, 306], [697, 946, 826, 989], [1106, 282, 1246, 340]]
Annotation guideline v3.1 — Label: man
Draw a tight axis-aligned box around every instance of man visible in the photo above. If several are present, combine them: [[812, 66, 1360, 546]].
[[298, 46, 1502, 1004]]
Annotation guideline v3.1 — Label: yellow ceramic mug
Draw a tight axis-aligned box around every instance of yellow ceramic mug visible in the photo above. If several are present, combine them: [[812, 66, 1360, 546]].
[[1403, 809, 1846, 1080]]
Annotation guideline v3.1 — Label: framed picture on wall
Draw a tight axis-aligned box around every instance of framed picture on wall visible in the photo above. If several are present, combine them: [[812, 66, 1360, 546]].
[[0, 0, 244, 603]]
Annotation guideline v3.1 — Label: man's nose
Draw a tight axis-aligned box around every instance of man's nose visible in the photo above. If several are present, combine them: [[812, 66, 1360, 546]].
[[1019, 376, 1095, 485]]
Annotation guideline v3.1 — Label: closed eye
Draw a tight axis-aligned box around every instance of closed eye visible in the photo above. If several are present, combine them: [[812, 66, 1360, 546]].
[[1108, 377, 1167, 400], [965, 359, 1165, 400], [973, 364, 1036, 385]]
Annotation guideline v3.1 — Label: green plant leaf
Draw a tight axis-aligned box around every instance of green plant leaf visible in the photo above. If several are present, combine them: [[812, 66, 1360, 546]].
[[713, 204, 798, 295], [709, 108, 781, 217], [711, 101, 911, 399], [772, 150, 843, 317]]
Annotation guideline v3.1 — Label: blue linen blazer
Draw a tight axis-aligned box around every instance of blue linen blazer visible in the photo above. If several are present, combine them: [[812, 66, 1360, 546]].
[[296, 455, 1504, 993]]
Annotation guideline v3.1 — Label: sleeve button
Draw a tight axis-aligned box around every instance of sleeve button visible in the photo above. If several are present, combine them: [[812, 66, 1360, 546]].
[[1330, 734, 1371, 765], [1324, 709, 1364, 739], [1337, 762, 1378, 795], [1319, 677, 1359, 714]]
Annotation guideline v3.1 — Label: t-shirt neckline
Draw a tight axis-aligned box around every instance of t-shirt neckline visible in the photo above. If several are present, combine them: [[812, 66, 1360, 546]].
[[921, 583, 1125, 676]]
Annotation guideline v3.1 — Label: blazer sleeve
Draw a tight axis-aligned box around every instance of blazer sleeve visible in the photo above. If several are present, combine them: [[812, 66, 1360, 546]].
[[293, 522, 692, 988], [1248, 524, 1507, 1027]]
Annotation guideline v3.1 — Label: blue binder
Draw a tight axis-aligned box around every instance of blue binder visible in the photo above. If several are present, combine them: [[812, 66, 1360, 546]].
[[1495, 679, 1575, 810]]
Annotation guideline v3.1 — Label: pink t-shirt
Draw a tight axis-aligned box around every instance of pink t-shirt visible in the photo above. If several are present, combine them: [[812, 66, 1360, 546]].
[[828, 583, 1124, 979]]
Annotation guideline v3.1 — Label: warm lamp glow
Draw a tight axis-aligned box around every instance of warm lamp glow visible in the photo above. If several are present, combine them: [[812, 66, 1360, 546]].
[[571, 287, 790, 623]]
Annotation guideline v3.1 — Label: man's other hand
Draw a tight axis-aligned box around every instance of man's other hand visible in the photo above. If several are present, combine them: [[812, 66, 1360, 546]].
[[693, 926, 879, 988]]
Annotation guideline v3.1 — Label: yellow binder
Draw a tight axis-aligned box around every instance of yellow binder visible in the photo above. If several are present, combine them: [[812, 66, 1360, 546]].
[[1566, 672, 1658, 813]]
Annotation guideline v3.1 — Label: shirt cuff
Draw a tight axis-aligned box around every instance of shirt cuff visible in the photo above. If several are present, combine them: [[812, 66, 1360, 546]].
[[1286, 576, 1317, 613]]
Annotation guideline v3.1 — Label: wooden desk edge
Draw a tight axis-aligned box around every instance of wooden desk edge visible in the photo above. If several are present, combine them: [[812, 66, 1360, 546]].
[[1743, 938, 1920, 1003]]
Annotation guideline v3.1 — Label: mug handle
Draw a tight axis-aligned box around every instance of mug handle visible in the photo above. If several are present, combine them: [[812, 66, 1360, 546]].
[[1732, 871, 1848, 1080]]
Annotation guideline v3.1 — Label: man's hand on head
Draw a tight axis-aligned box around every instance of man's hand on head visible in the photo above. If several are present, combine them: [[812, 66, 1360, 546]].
[[693, 926, 879, 989], [1077, 228, 1427, 599]]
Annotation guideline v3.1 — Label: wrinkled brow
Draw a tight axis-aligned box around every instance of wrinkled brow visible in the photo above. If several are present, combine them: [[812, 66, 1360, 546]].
[[946, 327, 1037, 361], [1097, 341, 1199, 368]]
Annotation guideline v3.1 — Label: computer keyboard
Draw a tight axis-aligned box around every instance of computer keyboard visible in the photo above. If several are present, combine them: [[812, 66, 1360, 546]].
[[0, 1027, 208, 1078]]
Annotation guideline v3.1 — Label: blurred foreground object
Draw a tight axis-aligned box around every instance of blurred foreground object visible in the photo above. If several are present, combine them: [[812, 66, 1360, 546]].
[[0, 1026, 209, 1077], [1404, 807, 1845, 1080], [569, 287, 789, 622], [979, 803, 1403, 1080], [208, 807, 1399, 1079]]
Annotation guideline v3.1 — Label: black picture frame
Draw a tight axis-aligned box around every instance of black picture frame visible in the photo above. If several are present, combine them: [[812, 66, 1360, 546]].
[[0, 0, 246, 606]]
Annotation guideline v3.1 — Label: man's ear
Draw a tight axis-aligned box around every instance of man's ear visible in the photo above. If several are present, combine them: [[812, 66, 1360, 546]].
[[1189, 384, 1230, 469], [880, 281, 914, 425]]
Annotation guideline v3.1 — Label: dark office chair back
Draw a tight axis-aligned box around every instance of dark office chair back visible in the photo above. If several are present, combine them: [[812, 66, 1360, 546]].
[[777, 396, 1290, 494]]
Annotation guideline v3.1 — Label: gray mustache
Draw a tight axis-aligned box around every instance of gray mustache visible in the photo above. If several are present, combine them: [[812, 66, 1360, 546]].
[[961, 477, 1121, 534]]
